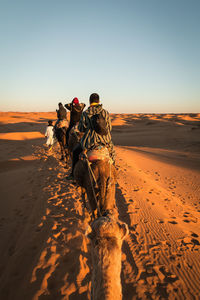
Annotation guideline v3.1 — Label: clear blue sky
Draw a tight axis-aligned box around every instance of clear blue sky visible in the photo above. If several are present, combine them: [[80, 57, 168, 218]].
[[0, 0, 199, 113]]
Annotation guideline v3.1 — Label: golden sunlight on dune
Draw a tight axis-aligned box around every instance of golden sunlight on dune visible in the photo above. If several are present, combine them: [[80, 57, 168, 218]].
[[0, 132, 44, 140], [0, 112, 199, 300]]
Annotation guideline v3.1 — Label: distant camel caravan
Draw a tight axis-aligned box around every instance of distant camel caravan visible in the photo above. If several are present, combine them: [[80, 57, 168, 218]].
[[88, 215, 129, 300]]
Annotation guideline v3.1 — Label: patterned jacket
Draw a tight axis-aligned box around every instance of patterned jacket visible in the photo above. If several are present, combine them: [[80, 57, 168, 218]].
[[78, 104, 112, 150]]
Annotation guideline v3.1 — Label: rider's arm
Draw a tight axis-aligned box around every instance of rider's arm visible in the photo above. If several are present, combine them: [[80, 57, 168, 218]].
[[80, 103, 86, 111], [64, 103, 72, 111]]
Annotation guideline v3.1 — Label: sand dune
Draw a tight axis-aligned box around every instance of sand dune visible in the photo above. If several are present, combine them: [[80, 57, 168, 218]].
[[0, 112, 200, 299]]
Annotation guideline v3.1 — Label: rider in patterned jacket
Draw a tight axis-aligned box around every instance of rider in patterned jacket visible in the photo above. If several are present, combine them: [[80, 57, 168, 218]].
[[67, 93, 115, 179]]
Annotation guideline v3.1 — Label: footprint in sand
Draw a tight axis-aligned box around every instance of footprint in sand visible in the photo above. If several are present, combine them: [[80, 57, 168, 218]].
[[164, 198, 170, 202], [133, 186, 140, 192], [183, 219, 190, 223], [158, 266, 178, 283], [182, 237, 200, 246], [169, 255, 176, 261], [168, 219, 178, 225], [157, 219, 164, 224], [168, 221, 178, 224], [182, 212, 197, 223], [183, 213, 189, 217], [191, 232, 199, 238]]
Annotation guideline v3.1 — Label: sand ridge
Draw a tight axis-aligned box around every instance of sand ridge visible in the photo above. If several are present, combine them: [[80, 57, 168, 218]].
[[0, 112, 200, 299]]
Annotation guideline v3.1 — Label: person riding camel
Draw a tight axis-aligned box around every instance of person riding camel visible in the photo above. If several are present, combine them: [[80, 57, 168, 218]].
[[67, 93, 115, 180], [55, 102, 68, 129], [57, 102, 67, 120], [64, 97, 86, 146]]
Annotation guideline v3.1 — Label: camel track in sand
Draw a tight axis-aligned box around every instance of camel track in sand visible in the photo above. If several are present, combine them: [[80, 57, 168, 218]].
[[115, 147, 200, 300], [0, 112, 200, 300], [0, 143, 200, 299]]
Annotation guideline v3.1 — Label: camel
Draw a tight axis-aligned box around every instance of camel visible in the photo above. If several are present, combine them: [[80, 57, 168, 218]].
[[54, 120, 69, 161], [87, 215, 129, 300], [54, 127, 68, 161], [68, 128, 84, 159], [74, 152, 117, 218]]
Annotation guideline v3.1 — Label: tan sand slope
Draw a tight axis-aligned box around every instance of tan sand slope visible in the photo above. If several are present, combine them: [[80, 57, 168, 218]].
[[0, 112, 200, 299]]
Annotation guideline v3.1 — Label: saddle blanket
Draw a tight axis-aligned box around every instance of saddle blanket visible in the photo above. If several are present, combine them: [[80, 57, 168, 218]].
[[87, 146, 111, 162]]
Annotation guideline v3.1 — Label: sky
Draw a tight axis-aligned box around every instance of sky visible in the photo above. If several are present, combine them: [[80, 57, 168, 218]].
[[0, 0, 200, 113]]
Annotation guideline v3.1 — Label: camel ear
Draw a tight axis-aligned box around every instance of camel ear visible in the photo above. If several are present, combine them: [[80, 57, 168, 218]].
[[120, 222, 129, 240]]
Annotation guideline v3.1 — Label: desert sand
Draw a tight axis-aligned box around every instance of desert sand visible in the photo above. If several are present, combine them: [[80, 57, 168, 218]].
[[0, 111, 200, 299]]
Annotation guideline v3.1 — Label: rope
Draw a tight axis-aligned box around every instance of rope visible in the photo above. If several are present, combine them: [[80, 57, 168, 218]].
[[87, 159, 98, 187], [105, 160, 112, 200]]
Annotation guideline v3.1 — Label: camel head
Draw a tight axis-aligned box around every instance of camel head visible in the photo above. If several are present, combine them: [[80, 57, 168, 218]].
[[87, 216, 129, 250]]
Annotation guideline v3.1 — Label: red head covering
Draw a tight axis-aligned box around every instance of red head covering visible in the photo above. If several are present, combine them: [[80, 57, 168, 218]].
[[72, 97, 79, 105]]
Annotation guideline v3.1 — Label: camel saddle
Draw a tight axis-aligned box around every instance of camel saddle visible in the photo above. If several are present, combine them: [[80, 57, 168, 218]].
[[86, 146, 112, 163]]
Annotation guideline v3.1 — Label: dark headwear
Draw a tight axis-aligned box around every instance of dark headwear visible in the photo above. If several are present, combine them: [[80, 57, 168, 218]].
[[89, 93, 100, 104], [48, 120, 53, 126]]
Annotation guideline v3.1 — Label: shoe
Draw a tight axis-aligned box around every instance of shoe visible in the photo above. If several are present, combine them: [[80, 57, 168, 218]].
[[66, 174, 74, 180]]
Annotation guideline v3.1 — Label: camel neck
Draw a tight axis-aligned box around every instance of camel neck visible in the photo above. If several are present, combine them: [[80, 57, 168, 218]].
[[91, 241, 123, 300]]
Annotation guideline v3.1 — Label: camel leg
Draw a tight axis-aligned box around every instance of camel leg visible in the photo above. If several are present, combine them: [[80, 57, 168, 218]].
[[85, 184, 98, 220], [60, 144, 68, 163], [64, 147, 69, 167], [80, 188, 87, 217], [80, 188, 96, 221], [61, 150, 64, 160], [58, 142, 64, 160], [62, 133, 67, 162]]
